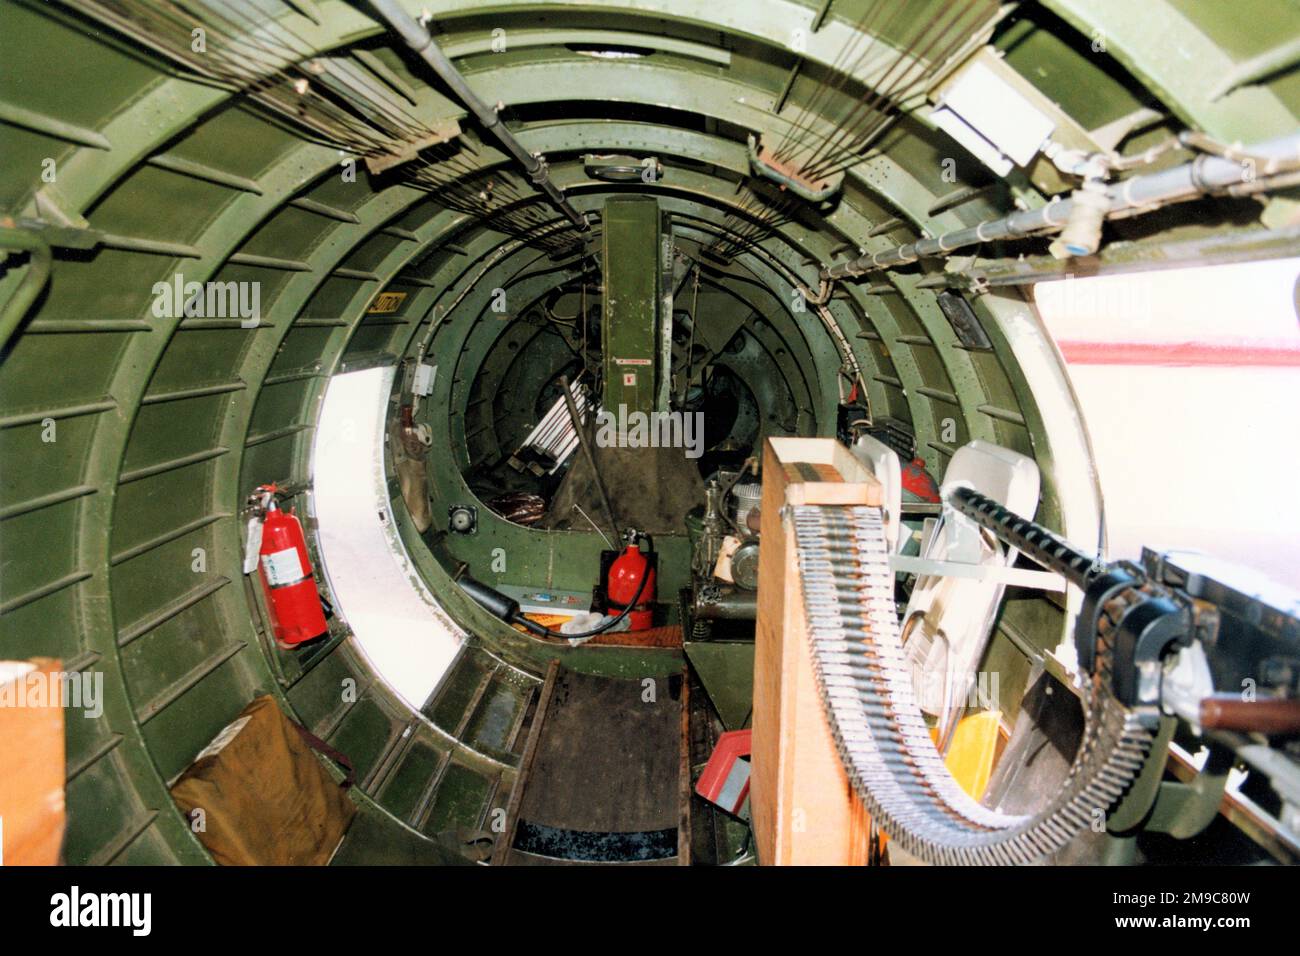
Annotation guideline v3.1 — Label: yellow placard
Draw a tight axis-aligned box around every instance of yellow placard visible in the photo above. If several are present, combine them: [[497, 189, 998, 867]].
[[367, 291, 407, 315]]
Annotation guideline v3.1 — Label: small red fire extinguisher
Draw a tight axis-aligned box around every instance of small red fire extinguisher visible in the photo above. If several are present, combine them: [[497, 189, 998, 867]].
[[606, 529, 656, 631], [246, 484, 328, 648]]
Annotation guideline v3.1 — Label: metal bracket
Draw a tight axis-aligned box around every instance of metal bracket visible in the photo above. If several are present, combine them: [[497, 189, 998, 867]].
[[888, 554, 1066, 591]]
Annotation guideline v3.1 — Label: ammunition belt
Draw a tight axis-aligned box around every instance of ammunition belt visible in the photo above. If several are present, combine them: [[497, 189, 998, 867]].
[[789, 504, 1152, 865]]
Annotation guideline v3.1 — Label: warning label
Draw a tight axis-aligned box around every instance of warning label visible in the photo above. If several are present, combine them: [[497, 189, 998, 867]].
[[261, 547, 304, 586]]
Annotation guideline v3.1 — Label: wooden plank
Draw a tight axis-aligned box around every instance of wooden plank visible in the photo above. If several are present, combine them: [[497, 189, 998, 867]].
[[490, 658, 559, 866], [752, 438, 880, 865], [584, 624, 683, 648], [513, 669, 679, 834], [0, 658, 66, 864], [768, 436, 883, 506], [512, 623, 683, 648], [752, 443, 789, 865]]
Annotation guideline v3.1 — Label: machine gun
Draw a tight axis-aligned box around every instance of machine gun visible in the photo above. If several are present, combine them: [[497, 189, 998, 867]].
[[948, 486, 1300, 843], [949, 487, 1300, 721], [784, 481, 1300, 864]]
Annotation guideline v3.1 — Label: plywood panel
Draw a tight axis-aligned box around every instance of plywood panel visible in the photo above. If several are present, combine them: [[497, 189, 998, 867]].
[[751, 438, 880, 865], [0, 658, 66, 865]]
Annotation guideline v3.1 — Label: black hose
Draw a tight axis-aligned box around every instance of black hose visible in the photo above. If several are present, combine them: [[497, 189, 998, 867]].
[[459, 536, 654, 640], [516, 555, 652, 640]]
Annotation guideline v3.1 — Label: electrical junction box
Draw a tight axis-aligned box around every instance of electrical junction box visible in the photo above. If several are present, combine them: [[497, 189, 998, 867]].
[[932, 55, 1055, 175], [929, 47, 1100, 195], [412, 363, 437, 396]]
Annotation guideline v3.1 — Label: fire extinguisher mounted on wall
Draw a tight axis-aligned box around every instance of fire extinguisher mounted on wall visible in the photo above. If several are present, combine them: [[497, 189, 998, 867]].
[[244, 484, 330, 649]]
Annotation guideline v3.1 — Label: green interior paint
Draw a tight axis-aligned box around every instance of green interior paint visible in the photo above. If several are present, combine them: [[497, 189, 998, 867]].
[[0, 0, 1295, 865], [601, 196, 664, 416]]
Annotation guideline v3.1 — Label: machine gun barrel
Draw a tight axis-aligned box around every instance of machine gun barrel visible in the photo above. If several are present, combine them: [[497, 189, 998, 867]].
[[946, 485, 1098, 587]]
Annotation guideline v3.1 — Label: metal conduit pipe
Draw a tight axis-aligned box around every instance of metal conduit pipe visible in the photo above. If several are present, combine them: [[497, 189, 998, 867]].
[[0, 222, 52, 351], [365, 0, 589, 233], [821, 132, 1300, 281]]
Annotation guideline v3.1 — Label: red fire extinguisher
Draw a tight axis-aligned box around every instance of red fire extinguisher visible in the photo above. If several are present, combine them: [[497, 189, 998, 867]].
[[607, 529, 656, 631], [248, 484, 328, 647], [901, 456, 941, 502]]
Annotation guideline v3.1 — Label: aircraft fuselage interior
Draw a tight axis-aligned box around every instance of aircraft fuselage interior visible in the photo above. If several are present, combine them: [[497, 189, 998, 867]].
[[2, 0, 1299, 874]]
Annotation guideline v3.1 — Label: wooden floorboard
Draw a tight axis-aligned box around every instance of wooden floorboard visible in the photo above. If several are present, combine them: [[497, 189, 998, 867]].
[[502, 667, 684, 864], [491, 659, 560, 866], [584, 623, 683, 648]]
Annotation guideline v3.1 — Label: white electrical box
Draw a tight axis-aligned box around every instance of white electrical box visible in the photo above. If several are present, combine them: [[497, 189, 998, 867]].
[[412, 363, 437, 396], [931, 57, 1056, 176]]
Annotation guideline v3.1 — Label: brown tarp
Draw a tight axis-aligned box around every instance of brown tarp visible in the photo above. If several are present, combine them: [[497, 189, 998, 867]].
[[170, 695, 356, 865]]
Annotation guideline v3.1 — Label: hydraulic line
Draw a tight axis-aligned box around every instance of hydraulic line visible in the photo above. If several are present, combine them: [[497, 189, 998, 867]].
[[365, 0, 589, 234], [821, 131, 1300, 281]]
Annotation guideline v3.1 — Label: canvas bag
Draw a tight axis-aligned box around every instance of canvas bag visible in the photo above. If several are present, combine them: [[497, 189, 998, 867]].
[[170, 695, 356, 865]]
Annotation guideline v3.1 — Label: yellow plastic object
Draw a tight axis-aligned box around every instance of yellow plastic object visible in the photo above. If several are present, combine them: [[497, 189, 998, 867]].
[[931, 711, 1003, 800], [878, 710, 1004, 860], [511, 612, 574, 634]]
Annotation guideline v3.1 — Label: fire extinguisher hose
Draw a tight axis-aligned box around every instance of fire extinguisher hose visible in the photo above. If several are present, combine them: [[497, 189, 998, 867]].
[[458, 540, 653, 642], [528, 560, 651, 642]]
